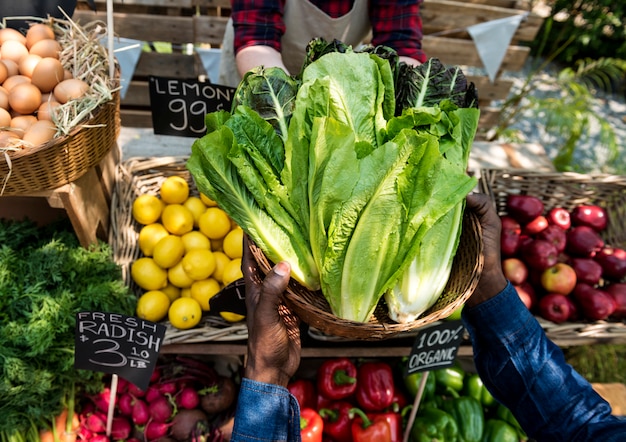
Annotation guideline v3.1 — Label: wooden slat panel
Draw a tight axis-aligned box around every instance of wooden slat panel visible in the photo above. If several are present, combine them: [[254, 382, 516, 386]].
[[87, 0, 194, 6], [423, 36, 530, 72], [468, 76, 514, 102], [121, 81, 151, 107], [120, 109, 153, 128], [421, 0, 543, 43], [193, 16, 229, 45]]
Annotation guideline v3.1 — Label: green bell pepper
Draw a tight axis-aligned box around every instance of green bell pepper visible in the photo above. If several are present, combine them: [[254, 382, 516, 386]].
[[441, 396, 484, 442], [464, 373, 496, 408], [411, 407, 459, 442], [434, 366, 465, 394], [404, 371, 436, 401], [496, 404, 527, 441], [481, 419, 519, 442]]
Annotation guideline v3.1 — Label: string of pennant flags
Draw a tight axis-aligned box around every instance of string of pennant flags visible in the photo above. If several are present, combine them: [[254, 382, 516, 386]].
[[105, 11, 528, 100]]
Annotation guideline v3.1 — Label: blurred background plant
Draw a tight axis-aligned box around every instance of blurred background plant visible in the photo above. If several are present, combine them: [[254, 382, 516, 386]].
[[491, 0, 626, 175]]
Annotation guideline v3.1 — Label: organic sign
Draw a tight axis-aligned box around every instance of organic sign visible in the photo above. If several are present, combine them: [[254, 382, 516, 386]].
[[405, 320, 465, 375], [149, 76, 235, 137], [75, 312, 166, 391]]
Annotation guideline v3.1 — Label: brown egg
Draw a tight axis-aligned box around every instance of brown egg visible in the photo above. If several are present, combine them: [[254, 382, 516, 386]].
[[18, 54, 42, 78], [0, 130, 21, 147], [8, 83, 42, 114], [28, 39, 62, 59], [63, 69, 73, 80], [0, 87, 8, 110], [40, 92, 57, 103], [53, 78, 89, 104], [0, 62, 7, 84], [37, 100, 61, 121], [0, 28, 27, 45], [31, 57, 64, 93], [0, 107, 11, 127], [10, 114, 37, 137], [23, 119, 56, 146], [1, 59, 19, 78], [25, 24, 56, 50], [0, 40, 29, 64], [3, 74, 31, 91]]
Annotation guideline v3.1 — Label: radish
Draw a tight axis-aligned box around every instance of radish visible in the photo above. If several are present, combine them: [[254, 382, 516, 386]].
[[91, 388, 111, 413], [145, 385, 163, 403], [111, 416, 132, 440], [117, 376, 130, 393], [117, 393, 134, 417], [149, 395, 174, 423], [150, 367, 162, 383], [177, 386, 200, 410], [91, 435, 110, 442], [84, 412, 107, 434], [158, 381, 179, 396], [132, 398, 150, 426], [145, 421, 172, 440], [127, 383, 146, 398]]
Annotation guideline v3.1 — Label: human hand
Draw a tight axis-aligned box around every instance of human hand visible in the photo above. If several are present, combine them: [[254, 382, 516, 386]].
[[465, 193, 508, 308], [241, 236, 301, 387]]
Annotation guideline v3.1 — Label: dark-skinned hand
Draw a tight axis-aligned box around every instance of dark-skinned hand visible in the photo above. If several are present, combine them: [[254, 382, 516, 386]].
[[241, 236, 301, 387], [465, 192, 508, 308]]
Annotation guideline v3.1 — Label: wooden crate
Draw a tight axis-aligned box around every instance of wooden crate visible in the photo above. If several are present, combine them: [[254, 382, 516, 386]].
[[73, 0, 543, 137]]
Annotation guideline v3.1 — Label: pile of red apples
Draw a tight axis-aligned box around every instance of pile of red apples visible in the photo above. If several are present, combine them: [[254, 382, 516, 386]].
[[500, 194, 626, 324]]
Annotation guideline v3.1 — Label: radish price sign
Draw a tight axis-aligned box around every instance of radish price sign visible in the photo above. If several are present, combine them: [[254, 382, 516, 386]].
[[405, 320, 465, 375], [74, 312, 166, 390]]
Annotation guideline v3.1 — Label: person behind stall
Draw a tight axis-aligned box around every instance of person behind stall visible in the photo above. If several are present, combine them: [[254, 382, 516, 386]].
[[232, 192, 626, 442], [1, 0, 77, 31], [217, 0, 427, 88]]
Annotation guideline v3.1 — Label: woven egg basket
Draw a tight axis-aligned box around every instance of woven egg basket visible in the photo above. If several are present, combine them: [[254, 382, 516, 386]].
[[250, 211, 484, 341]]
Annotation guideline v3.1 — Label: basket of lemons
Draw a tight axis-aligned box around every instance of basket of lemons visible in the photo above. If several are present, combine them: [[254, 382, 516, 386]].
[[110, 156, 249, 344]]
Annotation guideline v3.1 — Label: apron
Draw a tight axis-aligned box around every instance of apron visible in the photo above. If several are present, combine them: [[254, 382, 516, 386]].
[[218, 0, 371, 87]]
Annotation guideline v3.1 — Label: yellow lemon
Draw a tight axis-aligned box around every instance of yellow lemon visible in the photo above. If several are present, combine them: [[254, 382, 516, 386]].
[[181, 230, 212, 252], [160, 175, 189, 204], [190, 278, 221, 311], [167, 261, 195, 288], [161, 283, 181, 302], [152, 234, 185, 269], [136, 290, 170, 322], [223, 227, 244, 260], [183, 196, 207, 227], [182, 248, 216, 280], [180, 287, 192, 298], [138, 223, 170, 257], [131, 257, 168, 291], [211, 251, 231, 284], [219, 311, 246, 323], [222, 257, 243, 286], [161, 204, 194, 235], [168, 297, 202, 330], [198, 207, 231, 240], [132, 194, 163, 225], [200, 192, 218, 207]]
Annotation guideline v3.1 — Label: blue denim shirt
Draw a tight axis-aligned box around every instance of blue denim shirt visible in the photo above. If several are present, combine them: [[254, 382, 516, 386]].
[[463, 281, 626, 441], [231, 282, 626, 441]]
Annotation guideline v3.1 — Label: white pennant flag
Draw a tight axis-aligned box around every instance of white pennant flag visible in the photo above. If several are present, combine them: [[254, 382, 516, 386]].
[[100, 37, 143, 99], [196, 48, 223, 84], [467, 14, 526, 82]]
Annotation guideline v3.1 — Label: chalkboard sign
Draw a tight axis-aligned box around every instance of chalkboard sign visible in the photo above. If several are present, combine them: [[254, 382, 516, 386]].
[[404, 320, 465, 376], [149, 76, 235, 137], [209, 278, 246, 316], [75, 312, 166, 391]]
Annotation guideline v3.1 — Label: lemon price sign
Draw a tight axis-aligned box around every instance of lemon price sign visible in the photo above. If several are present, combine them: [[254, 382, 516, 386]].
[[208, 277, 247, 317], [74, 311, 166, 391]]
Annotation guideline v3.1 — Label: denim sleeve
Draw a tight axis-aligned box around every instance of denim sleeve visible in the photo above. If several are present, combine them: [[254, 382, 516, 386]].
[[231, 378, 302, 442], [462, 281, 626, 442]]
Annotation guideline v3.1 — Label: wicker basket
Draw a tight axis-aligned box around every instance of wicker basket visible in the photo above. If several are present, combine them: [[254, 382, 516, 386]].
[[250, 211, 484, 341], [110, 156, 248, 344], [479, 168, 626, 343], [0, 91, 120, 195]]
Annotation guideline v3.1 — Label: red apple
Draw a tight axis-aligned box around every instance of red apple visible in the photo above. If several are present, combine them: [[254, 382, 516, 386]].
[[594, 246, 626, 281], [546, 207, 571, 230], [570, 205, 608, 232], [569, 258, 603, 286], [605, 283, 626, 319], [507, 194, 544, 224], [502, 258, 529, 285], [514, 281, 537, 310], [538, 293, 571, 324], [520, 239, 559, 271], [537, 224, 568, 253], [566, 226, 604, 257], [540, 263, 577, 295], [500, 216, 522, 257], [523, 215, 549, 236], [572, 283, 617, 321], [563, 296, 580, 321]]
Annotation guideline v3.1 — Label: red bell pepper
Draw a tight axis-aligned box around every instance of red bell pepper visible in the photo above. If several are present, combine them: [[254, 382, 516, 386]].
[[288, 379, 317, 410], [319, 401, 353, 442], [317, 358, 357, 401], [301, 408, 324, 442], [368, 411, 402, 442], [349, 408, 392, 442], [355, 362, 395, 411]]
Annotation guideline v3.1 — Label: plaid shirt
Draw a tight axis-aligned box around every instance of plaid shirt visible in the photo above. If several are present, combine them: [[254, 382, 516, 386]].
[[231, 0, 426, 62]]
